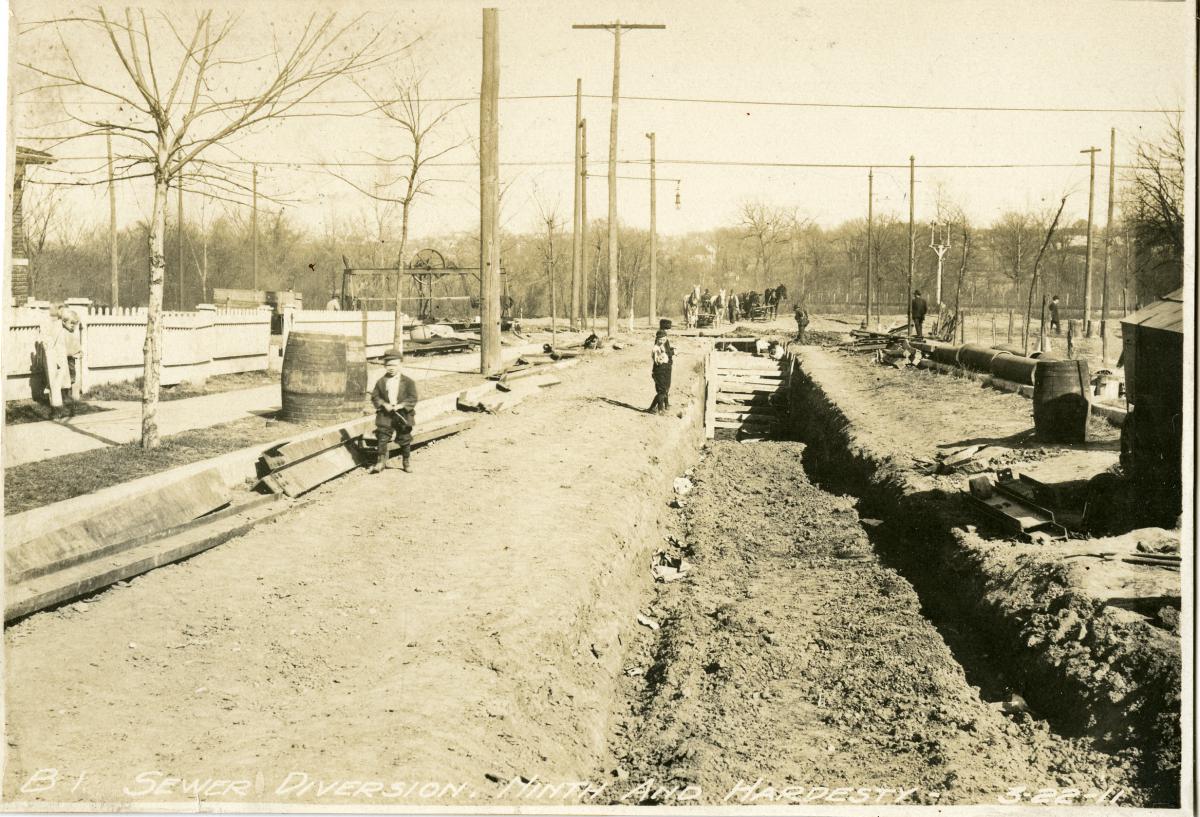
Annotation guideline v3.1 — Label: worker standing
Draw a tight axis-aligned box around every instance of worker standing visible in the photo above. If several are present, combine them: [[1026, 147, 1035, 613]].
[[1049, 295, 1061, 334], [39, 308, 83, 419], [325, 292, 341, 310], [794, 303, 810, 344], [911, 290, 928, 338], [369, 349, 418, 473]]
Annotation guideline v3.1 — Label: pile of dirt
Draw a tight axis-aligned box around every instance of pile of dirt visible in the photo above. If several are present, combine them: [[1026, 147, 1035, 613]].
[[602, 442, 1142, 806], [782, 346, 1181, 806]]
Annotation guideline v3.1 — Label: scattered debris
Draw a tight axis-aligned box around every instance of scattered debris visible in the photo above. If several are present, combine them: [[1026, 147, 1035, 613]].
[[673, 476, 694, 496], [636, 614, 660, 631], [651, 552, 692, 583]]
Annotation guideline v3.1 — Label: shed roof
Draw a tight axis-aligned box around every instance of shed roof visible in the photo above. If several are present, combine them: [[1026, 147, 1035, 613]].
[[1121, 288, 1183, 335], [15, 145, 55, 166]]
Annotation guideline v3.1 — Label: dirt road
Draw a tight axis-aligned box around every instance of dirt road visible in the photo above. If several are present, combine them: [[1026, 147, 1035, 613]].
[[4, 341, 704, 809], [602, 441, 1143, 807]]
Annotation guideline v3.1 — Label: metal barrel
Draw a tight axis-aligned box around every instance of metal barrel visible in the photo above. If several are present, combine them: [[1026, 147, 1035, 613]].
[[1032, 359, 1090, 443], [281, 332, 357, 424]]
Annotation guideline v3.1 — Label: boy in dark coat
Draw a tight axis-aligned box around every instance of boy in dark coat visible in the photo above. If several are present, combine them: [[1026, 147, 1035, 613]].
[[369, 348, 419, 473], [911, 290, 928, 337], [647, 330, 675, 414]]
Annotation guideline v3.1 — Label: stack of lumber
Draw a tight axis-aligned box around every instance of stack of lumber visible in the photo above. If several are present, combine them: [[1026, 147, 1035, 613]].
[[705, 350, 787, 439], [258, 413, 476, 497]]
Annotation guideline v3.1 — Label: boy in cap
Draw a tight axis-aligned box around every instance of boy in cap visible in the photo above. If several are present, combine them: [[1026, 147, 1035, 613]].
[[369, 349, 418, 473], [647, 329, 675, 414]]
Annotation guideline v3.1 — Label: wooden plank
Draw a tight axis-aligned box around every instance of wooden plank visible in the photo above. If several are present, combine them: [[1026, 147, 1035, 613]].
[[6, 497, 291, 622], [705, 347, 716, 439], [458, 382, 500, 411], [497, 374, 560, 392], [718, 369, 783, 379], [713, 419, 777, 430], [715, 408, 778, 420], [262, 416, 375, 470], [5, 468, 231, 583], [716, 393, 782, 406], [719, 382, 781, 394], [719, 377, 783, 388]]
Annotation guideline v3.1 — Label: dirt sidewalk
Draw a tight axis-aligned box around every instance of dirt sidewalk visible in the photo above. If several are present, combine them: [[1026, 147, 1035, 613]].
[[4, 341, 703, 809]]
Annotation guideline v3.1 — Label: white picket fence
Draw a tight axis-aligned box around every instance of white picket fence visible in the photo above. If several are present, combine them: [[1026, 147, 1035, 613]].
[[4, 301, 272, 402], [4, 301, 421, 402]]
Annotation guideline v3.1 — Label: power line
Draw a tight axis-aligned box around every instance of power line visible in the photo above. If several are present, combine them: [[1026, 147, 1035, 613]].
[[12, 92, 1181, 114]]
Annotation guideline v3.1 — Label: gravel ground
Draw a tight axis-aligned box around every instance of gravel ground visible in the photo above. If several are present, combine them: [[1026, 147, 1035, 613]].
[[601, 441, 1143, 807]]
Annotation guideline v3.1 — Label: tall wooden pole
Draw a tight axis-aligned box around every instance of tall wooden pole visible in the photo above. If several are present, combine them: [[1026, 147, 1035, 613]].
[[606, 24, 620, 336], [177, 174, 184, 310], [107, 131, 119, 307], [571, 78, 583, 330], [647, 131, 657, 328], [907, 155, 915, 336], [1100, 128, 1116, 362], [1080, 145, 1100, 337], [580, 119, 589, 333], [572, 21, 665, 337], [866, 167, 873, 329], [251, 163, 259, 291], [479, 8, 502, 375]]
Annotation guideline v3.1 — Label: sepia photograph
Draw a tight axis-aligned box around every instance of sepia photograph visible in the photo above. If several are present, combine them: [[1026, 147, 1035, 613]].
[[1, 0, 1193, 812]]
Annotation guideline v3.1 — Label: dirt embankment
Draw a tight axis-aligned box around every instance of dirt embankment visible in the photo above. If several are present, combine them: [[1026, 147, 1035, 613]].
[[5, 341, 705, 809], [601, 442, 1142, 807], [783, 346, 1180, 807]]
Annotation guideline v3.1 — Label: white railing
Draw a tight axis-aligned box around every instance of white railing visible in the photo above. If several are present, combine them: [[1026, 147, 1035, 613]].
[[4, 300, 273, 402]]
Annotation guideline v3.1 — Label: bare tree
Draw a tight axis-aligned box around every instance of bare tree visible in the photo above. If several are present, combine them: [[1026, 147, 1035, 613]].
[[739, 201, 791, 291], [331, 71, 469, 350], [20, 179, 66, 297], [19, 9, 385, 447], [992, 211, 1031, 313], [1125, 113, 1184, 299], [1024, 197, 1069, 354]]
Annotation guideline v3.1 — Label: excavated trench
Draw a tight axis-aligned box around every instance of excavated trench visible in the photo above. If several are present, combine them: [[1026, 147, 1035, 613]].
[[596, 350, 1158, 808]]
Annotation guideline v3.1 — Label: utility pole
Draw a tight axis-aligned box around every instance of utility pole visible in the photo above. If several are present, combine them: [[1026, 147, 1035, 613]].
[[647, 131, 657, 328], [107, 131, 119, 307], [251, 163, 259, 291], [866, 168, 873, 329], [177, 174, 184, 310], [930, 221, 950, 308], [907, 155, 915, 336], [1080, 145, 1101, 337], [571, 78, 583, 330], [480, 8, 502, 374], [572, 20, 666, 336], [580, 118, 589, 332], [1100, 128, 1116, 362]]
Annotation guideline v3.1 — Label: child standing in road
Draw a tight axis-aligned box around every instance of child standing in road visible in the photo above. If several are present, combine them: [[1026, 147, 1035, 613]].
[[369, 349, 419, 473], [647, 330, 675, 415]]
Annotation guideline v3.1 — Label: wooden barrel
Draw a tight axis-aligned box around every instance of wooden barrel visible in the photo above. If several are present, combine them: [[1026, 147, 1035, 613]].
[[281, 332, 357, 424], [344, 335, 369, 413], [1033, 359, 1090, 443]]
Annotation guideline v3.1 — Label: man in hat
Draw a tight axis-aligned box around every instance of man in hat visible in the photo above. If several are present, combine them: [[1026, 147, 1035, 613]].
[[911, 289, 928, 338], [369, 349, 418, 473]]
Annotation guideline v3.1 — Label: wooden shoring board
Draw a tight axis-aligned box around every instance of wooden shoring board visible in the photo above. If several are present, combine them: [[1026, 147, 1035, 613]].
[[719, 377, 783, 389], [6, 496, 290, 623], [713, 419, 777, 430], [497, 374, 560, 393], [719, 382, 782, 395], [716, 392, 783, 404], [5, 467, 231, 583], [712, 352, 782, 370], [715, 406, 778, 419], [715, 367, 782, 376]]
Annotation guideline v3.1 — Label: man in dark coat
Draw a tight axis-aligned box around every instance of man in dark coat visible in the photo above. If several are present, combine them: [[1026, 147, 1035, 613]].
[[369, 348, 418, 473], [794, 303, 810, 343], [647, 330, 675, 414], [911, 290, 928, 337], [1049, 295, 1061, 334]]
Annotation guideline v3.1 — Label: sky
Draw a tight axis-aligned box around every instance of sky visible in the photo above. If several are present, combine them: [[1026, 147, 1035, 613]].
[[5, 0, 1195, 247]]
